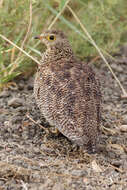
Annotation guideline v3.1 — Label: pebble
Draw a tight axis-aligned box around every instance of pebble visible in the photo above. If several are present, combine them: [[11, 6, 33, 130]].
[[122, 115, 127, 124], [83, 177, 90, 185], [120, 44, 127, 57], [8, 97, 23, 108], [119, 125, 127, 132], [16, 107, 27, 113], [107, 144, 124, 155], [111, 63, 123, 72], [27, 84, 33, 90], [71, 169, 86, 177], [52, 183, 65, 190], [18, 83, 24, 90], [0, 90, 10, 98], [111, 160, 122, 167], [11, 116, 22, 124]]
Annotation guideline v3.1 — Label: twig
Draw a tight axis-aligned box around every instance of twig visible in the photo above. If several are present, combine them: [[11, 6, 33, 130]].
[[89, 56, 100, 65], [48, 0, 71, 30], [0, 34, 41, 65], [109, 164, 124, 173], [67, 5, 127, 97], [1, 49, 12, 54], [26, 114, 49, 134], [21, 180, 28, 190], [20, 0, 32, 52], [11, 47, 16, 64], [0, 0, 3, 8]]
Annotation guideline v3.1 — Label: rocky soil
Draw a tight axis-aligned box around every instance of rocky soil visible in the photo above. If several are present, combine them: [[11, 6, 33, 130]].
[[0, 50, 127, 190]]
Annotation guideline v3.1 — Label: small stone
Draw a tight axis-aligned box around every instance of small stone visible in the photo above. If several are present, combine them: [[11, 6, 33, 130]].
[[120, 125, 127, 132], [8, 97, 23, 108], [120, 44, 127, 57], [11, 116, 22, 124], [52, 183, 65, 190], [120, 154, 127, 160], [18, 83, 24, 90], [122, 115, 127, 124], [111, 63, 123, 72], [111, 160, 122, 167], [27, 78, 34, 90], [91, 160, 102, 173], [83, 177, 90, 185], [16, 107, 27, 113], [27, 84, 33, 90], [4, 121, 10, 127], [0, 90, 10, 98], [71, 169, 86, 177], [107, 144, 124, 155]]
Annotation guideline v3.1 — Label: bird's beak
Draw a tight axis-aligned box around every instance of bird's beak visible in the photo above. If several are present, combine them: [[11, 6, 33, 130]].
[[34, 34, 45, 40]]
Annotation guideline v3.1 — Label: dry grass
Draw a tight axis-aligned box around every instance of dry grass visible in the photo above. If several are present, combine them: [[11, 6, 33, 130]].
[[0, 0, 126, 97], [0, 0, 127, 91]]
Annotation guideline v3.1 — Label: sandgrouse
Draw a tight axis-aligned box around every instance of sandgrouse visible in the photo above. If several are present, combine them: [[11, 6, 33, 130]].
[[34, 30, 102, 153]]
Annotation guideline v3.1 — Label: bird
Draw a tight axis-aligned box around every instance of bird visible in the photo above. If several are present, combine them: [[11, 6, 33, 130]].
[[34, 29, 102, 153]]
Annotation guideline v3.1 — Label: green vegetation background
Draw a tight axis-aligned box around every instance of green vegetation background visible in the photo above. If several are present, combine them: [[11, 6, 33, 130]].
[[0, 0, 127, 88]]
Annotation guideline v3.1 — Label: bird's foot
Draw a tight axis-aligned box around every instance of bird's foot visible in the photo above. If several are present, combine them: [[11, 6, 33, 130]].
[[49, 127, 60, 136]]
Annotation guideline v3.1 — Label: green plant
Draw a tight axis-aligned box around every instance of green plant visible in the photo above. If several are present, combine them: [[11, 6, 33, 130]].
[[0, 0, 127, 90]]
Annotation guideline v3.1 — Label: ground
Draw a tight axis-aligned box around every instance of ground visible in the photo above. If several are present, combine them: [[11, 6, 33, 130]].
[[0, 49, 127, 190]]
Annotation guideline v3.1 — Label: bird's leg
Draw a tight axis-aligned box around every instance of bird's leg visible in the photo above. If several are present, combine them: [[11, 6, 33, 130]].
[[49, 127, 60, 136]]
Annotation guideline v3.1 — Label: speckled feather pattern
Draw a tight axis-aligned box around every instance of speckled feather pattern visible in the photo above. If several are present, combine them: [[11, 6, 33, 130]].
[[34, 30, 102, 152]]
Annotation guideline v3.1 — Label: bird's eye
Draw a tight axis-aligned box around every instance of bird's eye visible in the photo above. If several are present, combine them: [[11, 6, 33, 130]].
[[47, 35, 56, 41]]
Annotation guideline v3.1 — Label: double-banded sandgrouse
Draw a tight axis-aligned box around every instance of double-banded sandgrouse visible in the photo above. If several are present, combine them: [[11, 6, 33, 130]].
[[34, 30, 102, 153]]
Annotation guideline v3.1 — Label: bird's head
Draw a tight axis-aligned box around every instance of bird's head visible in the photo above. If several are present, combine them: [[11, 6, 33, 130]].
[[34, 29, 70, 50]]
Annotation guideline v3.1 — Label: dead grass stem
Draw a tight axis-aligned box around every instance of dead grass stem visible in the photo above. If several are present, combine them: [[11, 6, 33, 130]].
[[48, 0, 71, 30], [67, 5, 127, 98], [9, 0, 33, 75], [0, 34, 41, 65]]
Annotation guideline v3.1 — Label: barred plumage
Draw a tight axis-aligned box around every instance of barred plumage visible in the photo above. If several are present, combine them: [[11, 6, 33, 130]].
[[34, 30, 102, 153]]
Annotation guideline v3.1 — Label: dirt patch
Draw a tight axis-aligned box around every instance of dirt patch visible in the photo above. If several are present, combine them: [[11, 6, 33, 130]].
[[0, 51, 127, 189]]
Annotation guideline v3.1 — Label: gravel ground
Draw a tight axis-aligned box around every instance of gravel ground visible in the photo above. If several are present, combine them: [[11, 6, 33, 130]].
[[0, 50, 127, 190]]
